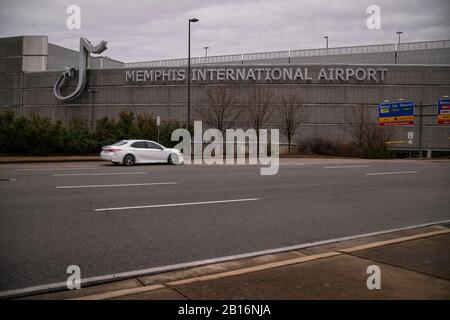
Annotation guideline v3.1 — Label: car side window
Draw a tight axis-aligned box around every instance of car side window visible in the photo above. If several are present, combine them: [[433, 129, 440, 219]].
[[146, 142, 162, 149], [131, 141, 147, 148]]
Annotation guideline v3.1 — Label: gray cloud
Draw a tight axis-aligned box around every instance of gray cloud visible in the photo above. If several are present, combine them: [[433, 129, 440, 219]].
[[0, 0, 449, 62]]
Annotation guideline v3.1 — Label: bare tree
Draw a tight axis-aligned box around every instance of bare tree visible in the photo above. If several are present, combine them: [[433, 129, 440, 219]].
[[277, 94, 307, 153], [245, 86, 274, 134], [196, 85, 242, 132], [345, 106, 397, 155], [345, 106, 371, 147]]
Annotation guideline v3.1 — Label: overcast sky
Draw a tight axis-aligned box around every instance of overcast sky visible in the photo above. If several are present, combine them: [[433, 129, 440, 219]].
[[0, 0, 449, 62]]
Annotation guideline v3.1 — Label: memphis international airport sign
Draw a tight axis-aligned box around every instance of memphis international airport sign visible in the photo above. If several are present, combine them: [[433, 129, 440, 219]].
[[125, 67, 388, 83], [378, 101, 415, 126], [438, 99, 450, 125]]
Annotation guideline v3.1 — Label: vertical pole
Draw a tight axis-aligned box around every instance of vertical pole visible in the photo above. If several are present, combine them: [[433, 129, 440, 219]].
[[418, 101, 423, 159], [395, 32, 402, 64], [91, 90, 95, 130], [21, 72, 24, 117], [156, 116, 161, 143], [187, 22, 191, 129], [88, 89, 98, 130]]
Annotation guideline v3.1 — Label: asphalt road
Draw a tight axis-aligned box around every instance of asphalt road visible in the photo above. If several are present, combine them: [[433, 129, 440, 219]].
[[0, 159, 449, 294]]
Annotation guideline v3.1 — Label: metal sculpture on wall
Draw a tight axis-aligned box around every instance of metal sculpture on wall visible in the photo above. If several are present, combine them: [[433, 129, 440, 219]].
[[53, 37, 107, 101]]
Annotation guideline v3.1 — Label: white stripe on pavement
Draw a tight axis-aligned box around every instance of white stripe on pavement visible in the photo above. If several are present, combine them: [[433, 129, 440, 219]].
[[280, 163, 308, 165], [16, 167, 99, 171], [366, 171, 418, 176], [53, 172, 148, 177], [56, 182, 178, 189], [1, 218, 449, 299], [324, 165, 370, 169], [95, 198, 261, 212]]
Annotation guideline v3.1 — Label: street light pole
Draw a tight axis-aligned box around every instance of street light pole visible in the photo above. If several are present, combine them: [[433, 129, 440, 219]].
[[418, 101, 423, 159], [395, 31, 403, 64], [88, 88, 99, 130], [324, 36, 328, 54], [187, 18, 199, 129], [204, 46, 209, 58]]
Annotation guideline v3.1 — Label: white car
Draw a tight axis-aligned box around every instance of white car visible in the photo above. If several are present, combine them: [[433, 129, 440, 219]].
[[100, 140, 184, 166]]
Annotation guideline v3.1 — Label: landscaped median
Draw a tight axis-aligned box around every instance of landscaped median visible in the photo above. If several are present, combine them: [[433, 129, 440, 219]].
[[19, 223, 450, 300]]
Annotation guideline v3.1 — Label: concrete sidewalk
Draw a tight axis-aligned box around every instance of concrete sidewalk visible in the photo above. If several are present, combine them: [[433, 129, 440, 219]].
[[24, 223, 450, 300]]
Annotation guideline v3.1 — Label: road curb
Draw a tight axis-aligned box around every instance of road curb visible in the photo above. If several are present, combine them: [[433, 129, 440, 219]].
[[63, 228, 450, 300], [338, 229, 450, 253]]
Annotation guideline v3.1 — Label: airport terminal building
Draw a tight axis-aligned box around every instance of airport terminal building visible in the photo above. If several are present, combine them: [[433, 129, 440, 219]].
[[1, 35, 449, 153]]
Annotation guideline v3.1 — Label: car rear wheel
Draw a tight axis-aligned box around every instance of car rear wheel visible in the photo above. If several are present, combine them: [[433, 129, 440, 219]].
[[123, 154, 135, 166]]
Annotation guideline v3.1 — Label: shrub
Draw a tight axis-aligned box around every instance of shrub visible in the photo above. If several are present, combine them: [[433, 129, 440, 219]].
[[0, 110, 186, 156], [0, 110, 16, 153], [0, 112, 67, 155], [116, 111, 136, 139], [302, 137, 392, 159], [93, 117, 119, 148], [62, 116, 96, 154], [159, 121, 184, 148], [306, 137, 341, 156], [134, 114, 157, 140]]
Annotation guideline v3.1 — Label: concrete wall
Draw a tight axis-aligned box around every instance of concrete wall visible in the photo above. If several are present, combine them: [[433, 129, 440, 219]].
[[47, 43, 78, 71], [48, 44, 123, 71], [90, 57, 123, 69], [397, 48, 450, 65], [1, 64, 449, 151], [0, 36, 48, 73]]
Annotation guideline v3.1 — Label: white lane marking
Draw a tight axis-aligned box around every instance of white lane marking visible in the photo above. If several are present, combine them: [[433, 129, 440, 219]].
[[280, 163, 308, 165], [56, 182, 178, 189], [366, 171, 418, 176], [95, 198, 261, 212], [16, 167, 99, 171], [324, 165, 370, 169], [1, 218, 449, 299], [281, 163, 370, 167], [53, 172, 147, 177]]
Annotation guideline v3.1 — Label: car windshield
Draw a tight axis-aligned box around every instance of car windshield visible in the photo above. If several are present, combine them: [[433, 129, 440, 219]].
[[112, 140, 127, 146]]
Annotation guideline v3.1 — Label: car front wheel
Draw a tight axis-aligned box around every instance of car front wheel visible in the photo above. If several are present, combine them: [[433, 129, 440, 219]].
[[123, 154, 135, 166], [168, 153, 180, 165]]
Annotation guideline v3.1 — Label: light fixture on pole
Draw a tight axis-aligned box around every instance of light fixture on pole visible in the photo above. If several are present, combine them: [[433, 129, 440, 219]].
[[187, 18, 199, 128], [396, 31, 403, 46], [395, 31, 403, 64]]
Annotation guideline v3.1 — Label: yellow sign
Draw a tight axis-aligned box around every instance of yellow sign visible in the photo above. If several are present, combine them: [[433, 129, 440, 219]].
[[378, 115, 415, 125]]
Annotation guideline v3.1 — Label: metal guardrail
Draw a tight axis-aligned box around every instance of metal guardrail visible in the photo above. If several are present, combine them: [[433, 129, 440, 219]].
[[290, 43, 395, 57], [122, 40, 449, 68], [204, 53, 242, 64], [243, 50, 289, 61], [126, 61, 161, 68], [399, 40, 450, 51]]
